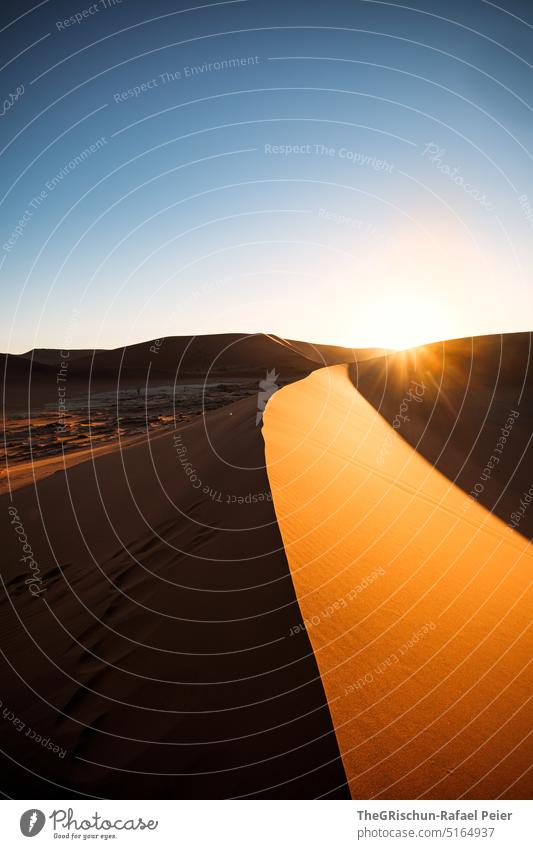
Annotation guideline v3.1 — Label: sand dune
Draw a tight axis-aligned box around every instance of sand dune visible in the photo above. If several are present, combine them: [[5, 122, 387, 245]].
[[263, 364, 532, 799], [1, 353, 58, 411], [0, 393, 348, 799], [3, 332, 372, 415], [354, 332, 533, 538], [2, 331, 531, 799], [48, 332, 363, 381], [280, 338, 390, 366], [1, 381, 276, 495], [20, 349, 101, 367], [2, 332, 380, 494]]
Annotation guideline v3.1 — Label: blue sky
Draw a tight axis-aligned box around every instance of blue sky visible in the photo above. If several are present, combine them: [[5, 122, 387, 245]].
[[1, 0, 532, 351]]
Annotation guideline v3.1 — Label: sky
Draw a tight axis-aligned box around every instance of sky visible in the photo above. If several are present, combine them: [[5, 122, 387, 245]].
[[1, 0, 532, 353]]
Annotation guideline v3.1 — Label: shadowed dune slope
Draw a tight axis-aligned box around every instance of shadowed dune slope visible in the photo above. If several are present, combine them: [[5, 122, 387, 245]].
[[263, 365, 532, 799], [0, 395, 348, 799], [354, 332, 533, 538]]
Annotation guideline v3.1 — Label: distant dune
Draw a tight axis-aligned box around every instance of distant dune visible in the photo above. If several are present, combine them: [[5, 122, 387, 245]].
[[64, 332, 340, 380], [3, 333, 379, 413], [1, 353, 58, 411], [280, 338, 390, 366], [20, 349, 102, 367], [15, 332, 370, 381]]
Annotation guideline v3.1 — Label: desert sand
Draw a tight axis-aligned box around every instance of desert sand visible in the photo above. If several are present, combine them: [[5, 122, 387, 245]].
[[0, 338, 351, 799], [1, 331, 531, 799], [1, 333, 368, 494], [263, 363, 532, 799], [354, 333, 533, 540]]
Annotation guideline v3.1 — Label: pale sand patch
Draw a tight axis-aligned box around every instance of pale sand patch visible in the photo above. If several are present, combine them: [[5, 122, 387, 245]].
[[0, 433, 146, 495], [263, 365, 532, 799]]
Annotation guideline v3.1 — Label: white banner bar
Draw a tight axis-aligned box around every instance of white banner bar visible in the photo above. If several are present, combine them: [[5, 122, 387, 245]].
[[1, 799, 530, 848]]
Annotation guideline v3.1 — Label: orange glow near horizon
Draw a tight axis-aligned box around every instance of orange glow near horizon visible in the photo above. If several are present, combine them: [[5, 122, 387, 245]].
[[344, 294, 453, 352]]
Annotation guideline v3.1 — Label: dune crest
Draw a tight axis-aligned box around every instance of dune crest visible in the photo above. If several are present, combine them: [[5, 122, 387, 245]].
[[263, 365, 532, 799]]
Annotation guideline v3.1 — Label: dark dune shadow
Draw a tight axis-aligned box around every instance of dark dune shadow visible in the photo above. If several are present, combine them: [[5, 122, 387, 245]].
[[0, 392, 349, 799], [349, 332, 533, 540]]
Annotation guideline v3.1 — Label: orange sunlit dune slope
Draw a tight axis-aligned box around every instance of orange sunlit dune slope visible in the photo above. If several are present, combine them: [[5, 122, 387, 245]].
[[263, 365, 532, 799]]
